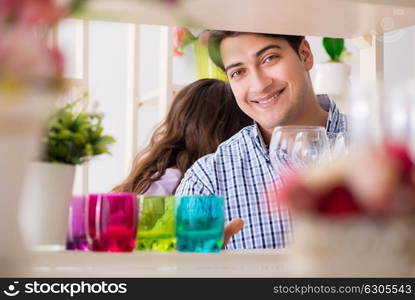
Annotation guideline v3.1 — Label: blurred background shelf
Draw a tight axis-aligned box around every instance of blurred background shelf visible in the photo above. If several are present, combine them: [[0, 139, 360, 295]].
[[82, 0, 415, 38]]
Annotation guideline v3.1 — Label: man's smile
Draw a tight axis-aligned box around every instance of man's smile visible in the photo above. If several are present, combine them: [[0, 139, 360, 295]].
[[249, 87, 286, 108]]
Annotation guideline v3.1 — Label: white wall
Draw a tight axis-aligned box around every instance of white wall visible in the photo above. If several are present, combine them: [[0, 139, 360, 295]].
[[137, 25, 160, 150], [87, 21, 133, 193], [384, 26, 415, 90]]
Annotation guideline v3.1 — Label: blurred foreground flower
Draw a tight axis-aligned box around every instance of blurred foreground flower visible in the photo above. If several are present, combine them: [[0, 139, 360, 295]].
[[0, 27, 64, 97], [0, 0, 63, 26], [280, 143, 415, 276], [278, 143, 415, 217], [0, 0, 85, 98], [0, 0, 87, 277], [0, 0, 85, 27]]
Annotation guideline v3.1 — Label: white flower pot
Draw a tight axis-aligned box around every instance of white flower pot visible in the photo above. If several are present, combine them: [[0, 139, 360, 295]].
[[288, 215, 415, 276], [0, 93, 54, 275], [19, 162, 75, 251], [313, 62, 350, 96]]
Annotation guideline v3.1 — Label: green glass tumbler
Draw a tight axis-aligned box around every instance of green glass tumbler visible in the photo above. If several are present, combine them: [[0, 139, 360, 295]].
[[136, 196, 176, 251]]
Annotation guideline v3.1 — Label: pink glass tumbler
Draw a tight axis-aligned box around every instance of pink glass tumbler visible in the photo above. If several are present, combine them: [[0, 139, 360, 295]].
[[86, 193, 138, 252], [66, 195, 88, 251]]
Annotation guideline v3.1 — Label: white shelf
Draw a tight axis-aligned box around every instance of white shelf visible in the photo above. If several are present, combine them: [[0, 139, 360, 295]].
[[23, 249, 415, 277], [28, 249, 292, 277], [81, 0, 415, 38]]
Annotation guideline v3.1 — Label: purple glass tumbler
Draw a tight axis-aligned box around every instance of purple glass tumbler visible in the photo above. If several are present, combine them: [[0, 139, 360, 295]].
[[66, 195, 88, 251], [86, 193, 138, 252]]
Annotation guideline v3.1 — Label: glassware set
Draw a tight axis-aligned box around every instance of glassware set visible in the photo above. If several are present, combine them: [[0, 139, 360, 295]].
[[66, 194, 224, 253]]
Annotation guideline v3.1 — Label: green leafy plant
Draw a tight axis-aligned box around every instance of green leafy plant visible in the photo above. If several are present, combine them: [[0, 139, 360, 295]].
[[323, 37, 346, 62], [42, 94, 115, 165]]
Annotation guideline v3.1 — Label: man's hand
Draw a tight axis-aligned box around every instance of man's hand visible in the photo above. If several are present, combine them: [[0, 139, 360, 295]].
[[223, 218, 244, 248]]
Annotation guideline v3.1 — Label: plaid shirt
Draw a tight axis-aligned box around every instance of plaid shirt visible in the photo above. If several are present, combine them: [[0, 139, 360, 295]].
[[175, 95, 348, 249]]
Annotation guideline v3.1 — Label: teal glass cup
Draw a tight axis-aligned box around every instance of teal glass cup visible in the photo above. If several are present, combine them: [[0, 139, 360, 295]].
[[175, 196, 224, 253], [136, 196, 176, 251]]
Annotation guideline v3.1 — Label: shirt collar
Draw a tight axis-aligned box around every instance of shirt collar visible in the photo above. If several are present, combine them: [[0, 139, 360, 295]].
[[252, 94, 342, 154], [252, 122, 268, 153]]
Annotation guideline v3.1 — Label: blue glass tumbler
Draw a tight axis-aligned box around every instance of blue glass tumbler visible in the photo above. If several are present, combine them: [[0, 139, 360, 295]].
[[175, 196, 224, 253]]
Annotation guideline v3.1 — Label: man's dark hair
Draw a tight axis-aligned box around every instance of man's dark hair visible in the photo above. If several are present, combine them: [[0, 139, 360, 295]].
[[208, 31, 305, 71]]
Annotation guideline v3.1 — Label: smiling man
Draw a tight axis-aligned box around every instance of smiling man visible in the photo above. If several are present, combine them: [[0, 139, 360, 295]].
[[175, 31, 348, 249]]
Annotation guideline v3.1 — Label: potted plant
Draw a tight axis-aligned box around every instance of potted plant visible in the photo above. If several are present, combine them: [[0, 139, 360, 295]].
[[173, 27, 227, 81], [20, 93, 115, 250], [313, 37, 351, 98]]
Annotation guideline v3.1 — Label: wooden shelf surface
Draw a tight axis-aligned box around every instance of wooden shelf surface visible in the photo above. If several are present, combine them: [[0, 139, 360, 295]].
[[81, 0, 415, 38]]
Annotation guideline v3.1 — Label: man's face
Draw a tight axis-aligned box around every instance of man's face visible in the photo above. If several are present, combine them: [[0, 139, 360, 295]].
[[221, 34, 314, 136]]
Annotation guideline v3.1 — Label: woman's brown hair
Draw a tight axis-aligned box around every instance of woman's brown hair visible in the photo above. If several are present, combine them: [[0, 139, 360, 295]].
[[112, 78, 252, 194]]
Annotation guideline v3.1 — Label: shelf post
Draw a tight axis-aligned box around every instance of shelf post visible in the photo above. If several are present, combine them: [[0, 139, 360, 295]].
[[352, 34, 385, 144], [158, 26, 173, 122], [124, 23, 140, 175], [354, 34, 384, 88]]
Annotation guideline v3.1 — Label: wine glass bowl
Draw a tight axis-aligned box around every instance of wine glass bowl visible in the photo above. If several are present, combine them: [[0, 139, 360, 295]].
[[269, 126, 331, 175]]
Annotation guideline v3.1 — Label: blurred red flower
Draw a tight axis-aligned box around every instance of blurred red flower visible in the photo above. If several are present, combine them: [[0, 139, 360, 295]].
[[277, 143, 415, 217], [0, 0, 69, 26]]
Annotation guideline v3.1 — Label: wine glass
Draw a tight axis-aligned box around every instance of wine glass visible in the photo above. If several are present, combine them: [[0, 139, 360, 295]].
[[269, 126, 331, 176], [329, 131, 350, 159]]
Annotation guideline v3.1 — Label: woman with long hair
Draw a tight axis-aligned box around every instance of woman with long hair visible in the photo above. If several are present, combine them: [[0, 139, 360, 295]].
[[112, 78, 252, 195]]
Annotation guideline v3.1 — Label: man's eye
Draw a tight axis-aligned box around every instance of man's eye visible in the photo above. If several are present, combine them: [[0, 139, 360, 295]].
[[264, 55, 278, 63], [231, 70, 244, 79]]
